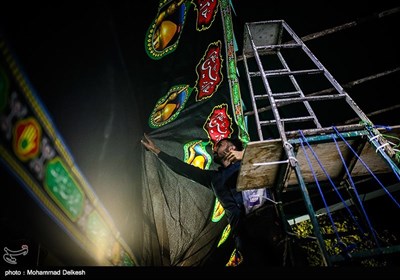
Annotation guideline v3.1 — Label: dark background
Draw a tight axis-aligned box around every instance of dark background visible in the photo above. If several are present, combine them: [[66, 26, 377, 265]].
[[1, 0, 399, 266]]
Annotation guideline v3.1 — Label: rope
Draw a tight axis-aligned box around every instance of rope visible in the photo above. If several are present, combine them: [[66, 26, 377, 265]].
[[362, 121, 400, 175], [375, 142, 390, 153], [369, 135, 380, 141], [299, 131, 365, 225], [298, 133, 343, 244], [381, 133, 400, 165], [333, 126, 400, 208], [299, 131, 372, 255], [371, 124, 393, 131], [366, 129, 400, 181], [331, 135, 378, 245], [299, 133, 358, 258], [381, 133, 400, 146]]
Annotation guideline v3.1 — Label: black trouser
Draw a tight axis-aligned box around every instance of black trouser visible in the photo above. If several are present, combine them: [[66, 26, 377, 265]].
[[238, 205, 286, 266], [241, 205, 309, 267]]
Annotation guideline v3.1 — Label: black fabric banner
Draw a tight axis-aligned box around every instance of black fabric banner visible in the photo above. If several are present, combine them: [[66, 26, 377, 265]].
[[140, 0, 248, 266]]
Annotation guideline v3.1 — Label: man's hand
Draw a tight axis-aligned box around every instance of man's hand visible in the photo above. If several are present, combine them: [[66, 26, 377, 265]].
[[141, 133, 161, 155], [224, 150, 244, 165]]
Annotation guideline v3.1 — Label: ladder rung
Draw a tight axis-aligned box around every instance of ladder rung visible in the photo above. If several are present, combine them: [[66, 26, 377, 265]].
[[254, 94, 270, 100], [272, 91, 301, 98], [255, 43, 302, 51], [275, 94, 346, 105], [249, 68, 323, 78], [260, 116, 316, 126], [254, 91, 301, 100], [285, 124, 367, 138], [265, 69, 323, 77], [249, 68, 288, 77]]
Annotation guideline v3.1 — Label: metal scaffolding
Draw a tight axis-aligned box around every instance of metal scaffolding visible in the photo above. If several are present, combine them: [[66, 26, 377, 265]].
[[237, 20, 400, 266]]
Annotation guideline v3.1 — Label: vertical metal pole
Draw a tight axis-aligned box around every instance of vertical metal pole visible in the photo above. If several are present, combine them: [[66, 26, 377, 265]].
[[243, 52, 264, 140], [292, 162, 331, 266]]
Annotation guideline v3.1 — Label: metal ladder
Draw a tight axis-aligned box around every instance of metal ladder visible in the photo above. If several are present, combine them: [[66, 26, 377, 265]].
[[240, 20, 400, 266]]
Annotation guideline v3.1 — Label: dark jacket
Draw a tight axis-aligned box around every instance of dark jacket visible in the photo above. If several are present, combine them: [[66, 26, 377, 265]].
[[158, 151, 296, 266]]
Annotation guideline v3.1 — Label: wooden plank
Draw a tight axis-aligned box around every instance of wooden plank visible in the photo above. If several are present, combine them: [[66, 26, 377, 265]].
[[286, 140, 391, 186], [352, 140, 395, 175], [237, 127, 400, 191], [237, 139, 284, 191]]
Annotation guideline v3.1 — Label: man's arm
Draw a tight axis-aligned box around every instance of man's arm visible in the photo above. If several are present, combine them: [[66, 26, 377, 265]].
[[141, 134, 214, 188]]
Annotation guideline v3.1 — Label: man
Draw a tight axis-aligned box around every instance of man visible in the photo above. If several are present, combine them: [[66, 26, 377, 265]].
[[141, 133, 290, 266]]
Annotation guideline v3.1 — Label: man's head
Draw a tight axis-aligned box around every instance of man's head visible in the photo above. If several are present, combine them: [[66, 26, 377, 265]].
[[213, 138, 243, 166]]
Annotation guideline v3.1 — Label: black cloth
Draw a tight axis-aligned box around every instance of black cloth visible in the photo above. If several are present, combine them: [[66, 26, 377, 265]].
[[158, 151, 245, 237], [157, 151, 308, 267]]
